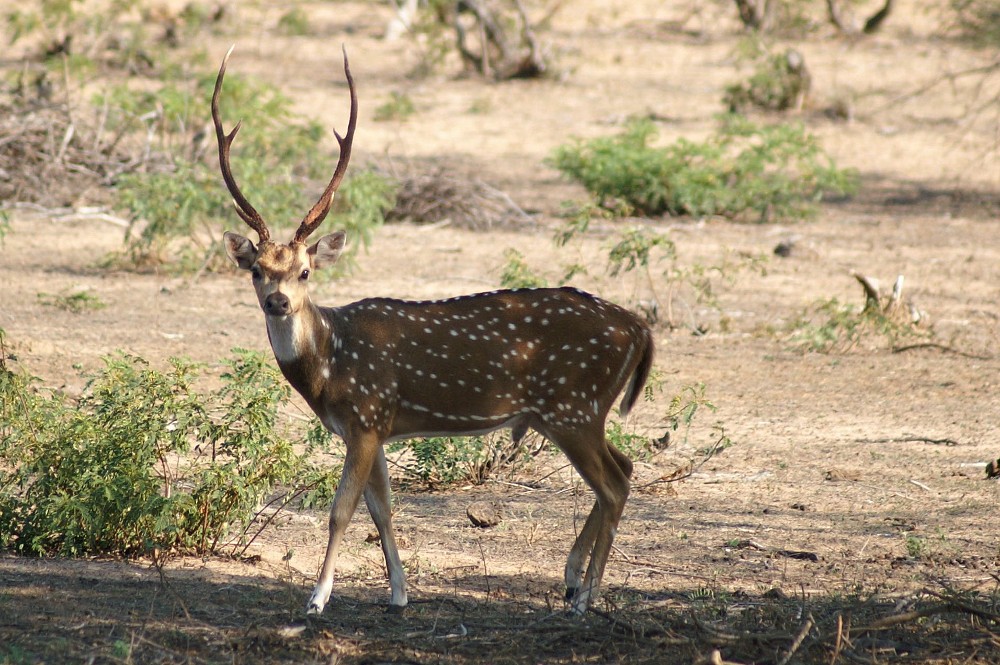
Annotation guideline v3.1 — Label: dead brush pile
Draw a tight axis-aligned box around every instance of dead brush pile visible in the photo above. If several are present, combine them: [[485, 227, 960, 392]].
[[0, 96, 142, 207], [387, 166, 531, 230]]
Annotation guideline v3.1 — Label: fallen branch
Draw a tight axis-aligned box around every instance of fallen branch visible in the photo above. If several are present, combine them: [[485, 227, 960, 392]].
[[891, 342, 992, 360], [856, 436, 960, 446], [776, 614, 814, 665]]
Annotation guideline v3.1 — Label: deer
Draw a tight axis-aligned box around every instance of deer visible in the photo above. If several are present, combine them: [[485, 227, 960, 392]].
[[212, 45, 655, 616]]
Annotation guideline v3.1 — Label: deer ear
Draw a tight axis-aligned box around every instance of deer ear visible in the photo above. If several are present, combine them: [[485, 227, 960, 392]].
[[224, 231, 257, 270], [309, 232, 346, 270]]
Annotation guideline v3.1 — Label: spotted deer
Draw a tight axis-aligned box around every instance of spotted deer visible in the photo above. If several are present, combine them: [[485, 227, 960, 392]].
[[213, 46, 654, 615]]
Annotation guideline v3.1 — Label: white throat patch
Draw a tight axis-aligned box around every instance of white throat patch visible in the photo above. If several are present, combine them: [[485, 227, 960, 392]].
[[266, 314, 308, 363]]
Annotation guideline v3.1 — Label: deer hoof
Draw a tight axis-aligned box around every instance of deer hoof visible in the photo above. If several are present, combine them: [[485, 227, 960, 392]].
[[306, 595, 327, 615]]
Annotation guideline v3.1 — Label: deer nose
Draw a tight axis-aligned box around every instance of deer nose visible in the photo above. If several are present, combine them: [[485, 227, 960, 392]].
[[264, 293, 291, 317]]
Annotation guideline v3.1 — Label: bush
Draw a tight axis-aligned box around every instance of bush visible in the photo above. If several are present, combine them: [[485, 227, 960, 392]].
[[724, 40, 811, 113], [388, 431, 545, 489], [0, 340, 336, 557], [950, 0, 1000, 45], [108, 73, 325, 269], [550, 116, 857, 223], [499, 248, 547, 288], [374, 92, 417, 122], [556, 217, 766, 330], [785, 297, 929, 353], [107, 71, 394, 272], [328, 169, 398, 264]]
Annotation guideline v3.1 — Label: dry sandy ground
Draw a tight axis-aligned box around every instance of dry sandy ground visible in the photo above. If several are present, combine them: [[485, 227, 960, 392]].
[[1, 1, 999, 663]]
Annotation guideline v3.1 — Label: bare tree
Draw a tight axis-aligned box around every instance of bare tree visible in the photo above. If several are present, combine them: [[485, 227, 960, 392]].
[[454, 0, 548, 80], [826, 0, 894, 35], [733, 0, 775, 31], [733, 0, 893, 35]]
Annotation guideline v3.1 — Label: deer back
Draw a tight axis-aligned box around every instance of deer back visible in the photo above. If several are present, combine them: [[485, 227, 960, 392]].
[[279, 287, 652, 442]]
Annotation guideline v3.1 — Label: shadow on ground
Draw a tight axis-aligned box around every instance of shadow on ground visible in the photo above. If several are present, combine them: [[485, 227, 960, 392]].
[[2, 555, 997, 664]]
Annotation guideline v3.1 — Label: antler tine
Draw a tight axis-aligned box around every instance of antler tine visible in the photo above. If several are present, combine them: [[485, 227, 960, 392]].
[[293, 46, 358, 245], [212, 44, 270, 243]]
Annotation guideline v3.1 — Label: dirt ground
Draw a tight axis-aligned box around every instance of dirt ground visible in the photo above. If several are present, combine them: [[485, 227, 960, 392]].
[[2, 1, 1000, 663]]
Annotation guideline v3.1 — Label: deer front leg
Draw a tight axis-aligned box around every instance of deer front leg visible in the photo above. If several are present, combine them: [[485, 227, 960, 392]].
[[363, 446, 408, 608], [307, 432, 380, 615]]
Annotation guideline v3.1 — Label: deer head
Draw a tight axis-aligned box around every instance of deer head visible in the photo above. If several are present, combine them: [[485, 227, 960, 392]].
[[214, 44, 357, 319]]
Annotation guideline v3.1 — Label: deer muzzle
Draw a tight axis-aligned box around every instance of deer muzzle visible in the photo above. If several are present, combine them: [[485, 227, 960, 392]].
[[264, 292, 291, 317]]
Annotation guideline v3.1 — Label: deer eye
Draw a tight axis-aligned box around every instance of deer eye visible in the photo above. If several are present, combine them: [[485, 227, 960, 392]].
[[250, 267, 263, 281], [299, 269, 310, 281]]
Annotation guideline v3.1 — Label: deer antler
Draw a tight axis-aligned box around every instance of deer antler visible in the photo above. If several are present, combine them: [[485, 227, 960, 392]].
[[212, 44, 270, 243], [293, 46, 358, 245]]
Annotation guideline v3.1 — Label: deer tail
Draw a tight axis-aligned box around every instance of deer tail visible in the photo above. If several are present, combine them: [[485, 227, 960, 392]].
[[619, 327, 654, 417]]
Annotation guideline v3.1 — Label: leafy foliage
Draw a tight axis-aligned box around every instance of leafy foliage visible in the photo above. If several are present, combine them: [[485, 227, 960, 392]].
[[103, 67, 393, 272], [785, 297, 930, 353], [606, 227, 676, 278], [327, 169, 398, 266], [950, 0, 1000, 45], [36, 289, 106, 313], [374, 92, 417, 122], [276, 7, 310, 36], [550, 116, 857, 223], [388, 431, 545, 489], [0, 342, 337, 557], [724, 39, 811, 113], [407, 0, 456, 78], [499, 248, 547, 288], [605, 420, 657, 462], [558, 219, 766, 330], [4, 0, 213, 76], [107, 73, 336, 270], [610, 381, 731, 464]]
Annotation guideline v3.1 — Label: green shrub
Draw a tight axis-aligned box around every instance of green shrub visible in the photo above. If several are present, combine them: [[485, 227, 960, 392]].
[[36, 290, 106, 313], [785, 297, 929, 353], [106, 73, 324, 269], [0, 342, 336, 557], [5, 0, 175, 74], [613, 381, 730, 461], [557, 218, 766, 330], [374, 92, 417, 122], [724, 40, 811, 113], [499, 248, 547, 288], [388, 431, 544, 488], [605, 420, 656, 461], [550, 116, 857, 223], [108, 72, 393, 272], [114, 162, 233, 270], [328, 169, 398, 261], [276, 7, 310, 36], [950, 0, 1000, 45]]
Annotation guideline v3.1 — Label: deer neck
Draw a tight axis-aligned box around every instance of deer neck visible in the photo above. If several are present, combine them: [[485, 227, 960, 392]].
[[264, 299, 332, 374]]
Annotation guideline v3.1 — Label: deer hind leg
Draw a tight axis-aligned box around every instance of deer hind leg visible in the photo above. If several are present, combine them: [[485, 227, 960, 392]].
[[564, 500, 601, 597], [363, 446, 408, 608], [550, 426, 631, 615], [563, 441, 635, 596], [608, 442, 634, 481], [307, 431, 381, 615]]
